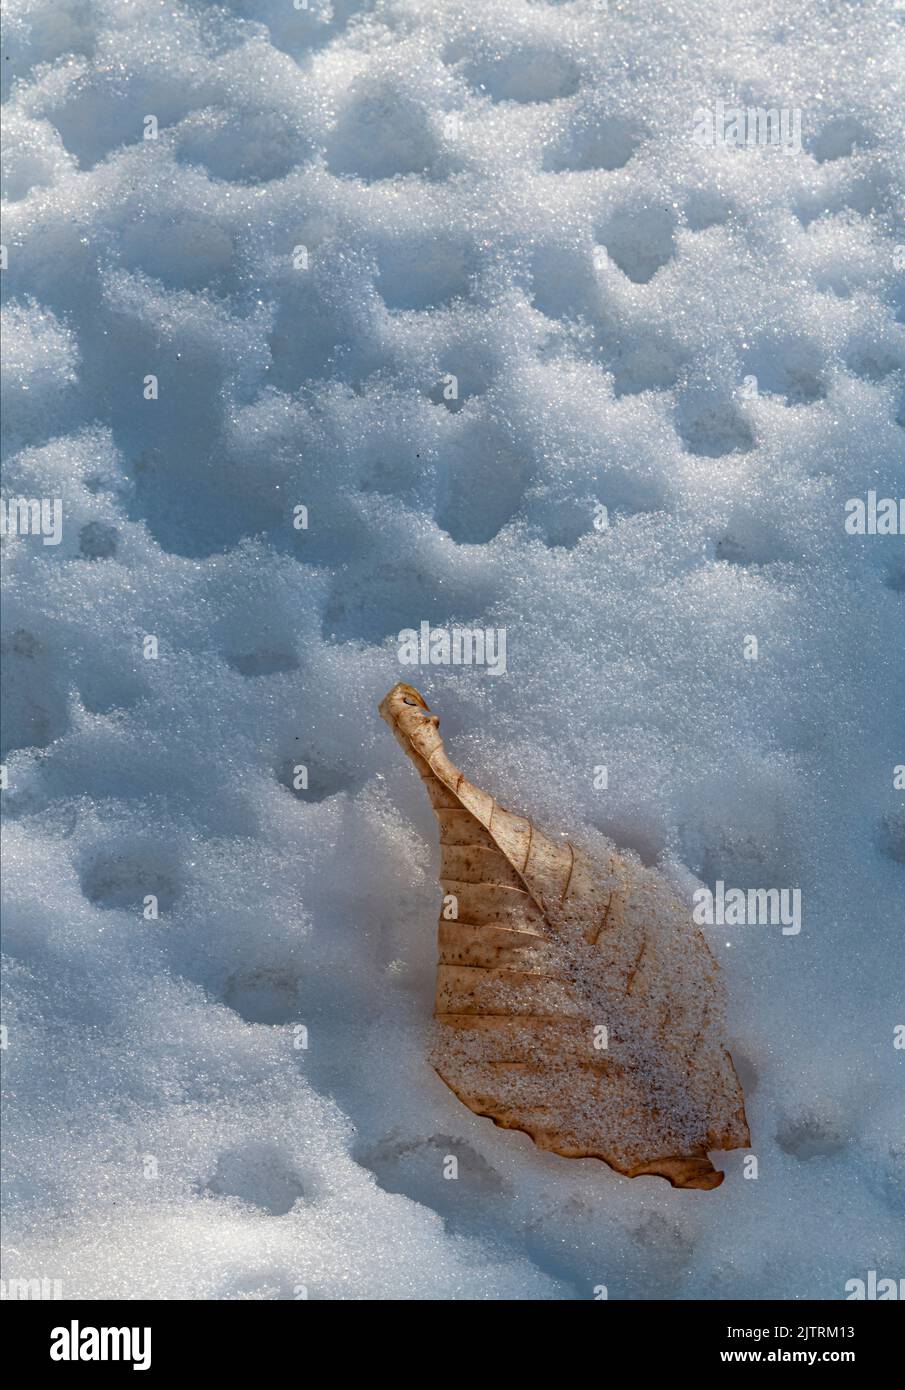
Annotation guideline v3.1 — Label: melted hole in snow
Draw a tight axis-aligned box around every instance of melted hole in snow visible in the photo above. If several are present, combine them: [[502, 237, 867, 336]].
[[0, 629, 70, 758], [435, 421, 529, 543], [744, 341, 827, 405], [872, 1145, 905, 1214], [452, 46, 581, 105], [223, 968, 302, 1025], [596, 206, 677, 284], [544, 116, 645, 173], [875, 811, 905, 865], [356, 1132, 510, 1229], [676, 399, 755, 458], [609, 337, 687, 397], [203, 1143, 307, 1216], [78, 521, 119, 560], [276, 754, 360, 802], [811, 117, 876, 164], [377, 241, 473, 311], [727, 1043, 759, 1097], [427, 355, 493, 412], [684, 189, 735, 231], [326, 83, 441, 182], [630, 1212, 696, 1282], [775, 1108, 852, 1160], [882, 554, 905, 593], [175, 110, 310, 185], [79, 849, 185, 913], [227, 648, 300, 677], [589, 814, 667, 868]]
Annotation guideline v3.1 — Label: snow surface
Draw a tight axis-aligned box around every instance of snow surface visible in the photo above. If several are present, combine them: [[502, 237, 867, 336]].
[[1, 0, 903, 1300]]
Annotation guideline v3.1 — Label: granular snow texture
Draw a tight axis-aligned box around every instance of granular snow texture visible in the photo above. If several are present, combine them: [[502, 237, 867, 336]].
[[1, 0, 903, 1299]]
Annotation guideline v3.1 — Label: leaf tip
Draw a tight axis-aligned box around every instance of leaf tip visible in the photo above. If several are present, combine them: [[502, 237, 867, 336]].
[[379, 682, 429, 714]]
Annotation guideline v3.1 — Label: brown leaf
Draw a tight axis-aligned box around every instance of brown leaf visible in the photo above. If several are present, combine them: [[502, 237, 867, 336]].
[[379, 682, 750, 1190]]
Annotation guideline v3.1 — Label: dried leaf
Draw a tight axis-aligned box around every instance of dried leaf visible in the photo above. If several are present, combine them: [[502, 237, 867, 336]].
[[379, 682, 750, 1190]]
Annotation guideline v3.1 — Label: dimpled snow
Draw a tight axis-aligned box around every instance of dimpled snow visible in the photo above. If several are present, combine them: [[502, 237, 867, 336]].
[[1, 0, 904, 1300]]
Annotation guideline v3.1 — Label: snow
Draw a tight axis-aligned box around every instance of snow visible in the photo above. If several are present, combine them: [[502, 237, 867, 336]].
[[1, 0, 903, 1299]]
